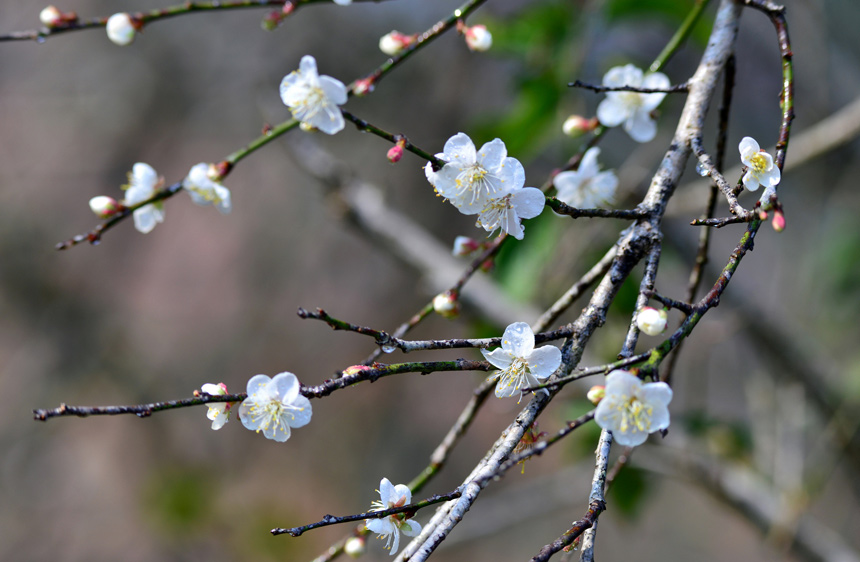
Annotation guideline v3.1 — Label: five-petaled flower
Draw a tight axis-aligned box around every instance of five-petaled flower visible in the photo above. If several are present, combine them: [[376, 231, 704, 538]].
[[238, 372, 312, 442], [200, 382, 231, 430], [594, 370, 672, 447], [738, 136, 780, 191], [427, 132, 524, 214], [552, 147, 618, 209], [474, 186, 545, 240], [182, 163, 232, 214], [596, 64, 670, 143], [482, 322, 561, 401], [122, 162, 165, 234], [280, 55, 348, 135], [365, 478, 422, 556]]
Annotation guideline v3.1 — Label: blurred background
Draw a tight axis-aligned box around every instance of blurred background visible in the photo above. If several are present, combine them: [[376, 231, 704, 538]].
[[2, 0, 860, 560]]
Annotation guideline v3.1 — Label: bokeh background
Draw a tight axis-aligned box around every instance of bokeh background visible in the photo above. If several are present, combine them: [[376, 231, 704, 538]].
[[2, 0, 860, 560]]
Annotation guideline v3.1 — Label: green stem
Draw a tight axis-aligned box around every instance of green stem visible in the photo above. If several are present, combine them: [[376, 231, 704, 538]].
[[649, 0, 712, 73]]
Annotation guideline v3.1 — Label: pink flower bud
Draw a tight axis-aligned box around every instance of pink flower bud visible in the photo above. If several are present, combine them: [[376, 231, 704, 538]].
[[464, 25, 492, 52], [772, 209, 785, 232], [587, 385, 605, 405], [344, 536, 366, 558], [352, 78, 375, 97], [39, 6, 63, 26], [89, 196, 121, 218], [378, 31, 415, 56], [452, 235, 481, 257], [562, 115, 599, 138], [342, 364, 373, 377], [387, 144, 403, 163]]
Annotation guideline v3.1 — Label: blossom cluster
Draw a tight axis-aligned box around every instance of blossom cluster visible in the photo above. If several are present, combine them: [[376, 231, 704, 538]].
[[425, 134, 545, 240]]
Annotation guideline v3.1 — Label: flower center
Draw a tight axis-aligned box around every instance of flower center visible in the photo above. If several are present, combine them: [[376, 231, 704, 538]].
[[476, 196, 512, 231], [498, 357, 529, 393], [292, 85, 327, 121], [748, 152, 769, 174], [455, 164, 499, 206], [618, 394, 653, 434], [618, 91, 643, 109]]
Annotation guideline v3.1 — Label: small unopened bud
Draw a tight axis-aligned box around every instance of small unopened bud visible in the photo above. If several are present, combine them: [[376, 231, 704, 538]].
[[636, 306, 668, 336], [757, 208, 768, 221], [587, 385, 605, 405], [771, 209, 785, 232], [352, 78, 375, 97], [106, 13, 138, 46], [452, 235, 481, 257], [89, 196, 121, 218], [379, 31, 414, 56], [344, 536, 366, 558], [562, 115, 599, 138], [39, 6, 63, 26], [464, 25, 492, 52], [433, 290, 460, 319], [342, 364, 372, 377], [387, 140, 405, 164]]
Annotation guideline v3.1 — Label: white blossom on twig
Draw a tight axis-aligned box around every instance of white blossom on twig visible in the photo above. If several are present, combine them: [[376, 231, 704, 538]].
[[596, 64, 670, 143], [552, 147, 618, 208], [182, 163, 231, 214], [200, 382, 230, 430], [739, 136, 780, 191], [238, 372, 312, 442], [365, 478, 421, 555], [482, 322, 561, 401], [280, 55, 348, 135], [594, 370, 672, 447], [122, 162, 165, 234]]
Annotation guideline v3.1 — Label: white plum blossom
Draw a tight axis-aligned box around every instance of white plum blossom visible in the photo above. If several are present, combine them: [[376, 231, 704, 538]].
[[738, 136, 780, 191], [594, 370, 673, 447], [552, 147, 618, 208], [182, 163, 231, 214], [280, 55, 348, 135], [238, 372, 312, 442], [596, 64, 670, 143], [122, 162, 165, 234], [636, 306, 668, 336], [482, 322, 561, 401], [464, 25, 492, 52], [475, 185, 545, 240], [106, 13, 136, 46], [365, 478, 421, 555], [200, 382, 231, 430], [427, 133, 524, 214]]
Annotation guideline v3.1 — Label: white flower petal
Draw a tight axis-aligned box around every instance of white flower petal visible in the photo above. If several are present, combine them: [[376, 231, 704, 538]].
[[501, 322, 534, 357], [624, 109, 658, 143], [596, 97, 629, 127], [392, 484, 411, 505], [366, 517, 394, 536], [401, 519, 421, 537], [477, 138, 507, 173], [481, 347, 513, 371], [742, 171, 761, 191], [526, 345, 561, 379], [319, 75, 348, 105], [510, 187, 545, 220], [378, 478, 395, 503], [641, 381, 673, 408], [442, 133, 476, 164], [613, 426, 650, 447], [298, 55, 319, 77], [738, 136, 760, 161]]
